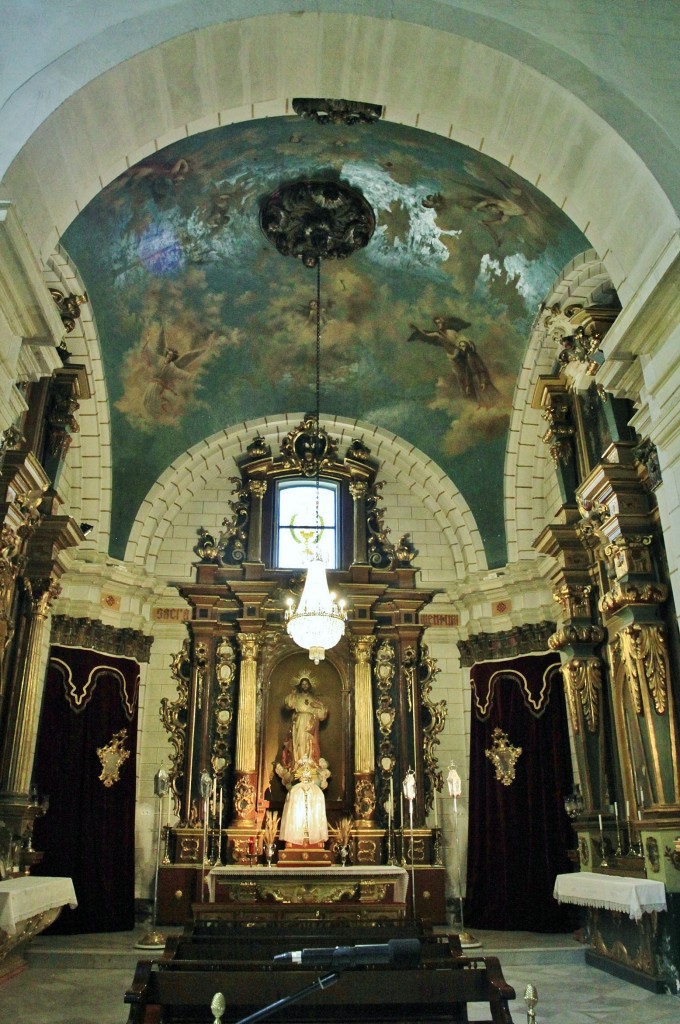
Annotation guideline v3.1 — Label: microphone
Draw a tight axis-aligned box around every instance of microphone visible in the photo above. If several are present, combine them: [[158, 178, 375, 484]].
[[273, 938, 421, 969]]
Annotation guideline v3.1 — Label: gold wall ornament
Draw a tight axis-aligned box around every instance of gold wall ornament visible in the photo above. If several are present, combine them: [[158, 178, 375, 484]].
[[211, 638, 236, 780], [159, 639, 190, 819], [599, 580, 667, 616], [561, 656, 602, 734], [96, 729, 130, 787], [354, 778, 376, 820], [485, 728, 522, 786], [419, 644, 447, 814], [232, 776, 256, 818], [618, 623, 668, 715]]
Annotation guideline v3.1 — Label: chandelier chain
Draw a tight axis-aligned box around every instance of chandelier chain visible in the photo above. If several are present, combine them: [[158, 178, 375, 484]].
[[315, 258, 321, 543]]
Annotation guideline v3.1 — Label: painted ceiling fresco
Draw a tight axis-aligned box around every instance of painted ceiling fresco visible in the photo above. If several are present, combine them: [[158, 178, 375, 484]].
[[62, 117, 588, 565]]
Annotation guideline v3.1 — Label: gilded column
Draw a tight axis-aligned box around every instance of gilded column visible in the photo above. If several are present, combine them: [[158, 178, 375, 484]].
[[232, 632, 260, 825], [350, 634, 376, 825], [579, 443, 680, 818], [0, 574, 60, 796], [246, 479, 267, 563]]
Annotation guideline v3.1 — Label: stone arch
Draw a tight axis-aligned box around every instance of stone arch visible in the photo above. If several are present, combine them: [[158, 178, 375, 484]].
[[1, 12, 676, 309], [504, 248, 615, 564], [125, 412, 487, 579]]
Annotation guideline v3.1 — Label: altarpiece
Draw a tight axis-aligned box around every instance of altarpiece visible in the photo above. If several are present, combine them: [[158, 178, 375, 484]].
[[157, 418, 447, 922]]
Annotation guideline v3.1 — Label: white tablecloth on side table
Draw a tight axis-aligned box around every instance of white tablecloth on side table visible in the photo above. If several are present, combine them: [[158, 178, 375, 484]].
[[553, 871, 666, 921], [0, 876, 77, 935]]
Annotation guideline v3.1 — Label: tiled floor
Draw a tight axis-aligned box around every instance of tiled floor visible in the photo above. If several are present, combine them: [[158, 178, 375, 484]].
[[1, 927, 678, 1023]]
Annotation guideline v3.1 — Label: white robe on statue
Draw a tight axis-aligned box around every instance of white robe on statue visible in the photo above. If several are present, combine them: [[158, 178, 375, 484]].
[[279, 780, 328, 845]]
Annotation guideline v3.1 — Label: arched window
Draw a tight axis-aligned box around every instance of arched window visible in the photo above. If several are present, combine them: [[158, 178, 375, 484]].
[[275, 478, 339, 569]]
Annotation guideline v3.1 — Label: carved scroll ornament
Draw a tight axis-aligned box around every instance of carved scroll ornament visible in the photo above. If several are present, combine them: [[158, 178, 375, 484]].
[[617, 623, 668, 715], [561, 657, 602, 734], [420, 644, 447, 812]]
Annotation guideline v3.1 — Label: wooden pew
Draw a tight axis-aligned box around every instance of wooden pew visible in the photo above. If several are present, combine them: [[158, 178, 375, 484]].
[[124, 921, 516, 1024]]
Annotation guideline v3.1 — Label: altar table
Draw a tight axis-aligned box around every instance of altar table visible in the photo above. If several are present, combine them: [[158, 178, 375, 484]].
[[201, 865, 408, 924], [0, 876, 77, 981], [553, 871, 666, 921], [554, 871, 668, 991]]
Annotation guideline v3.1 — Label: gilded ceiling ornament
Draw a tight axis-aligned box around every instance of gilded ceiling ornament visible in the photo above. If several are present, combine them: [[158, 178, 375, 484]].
[[96, 729, 130, 787], [485, 727, 522, 786], [260, 178, 375, 267], [292, 97, 382, 125]]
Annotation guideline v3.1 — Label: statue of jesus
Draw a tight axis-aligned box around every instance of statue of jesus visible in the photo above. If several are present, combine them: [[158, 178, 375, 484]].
[[280, 676, 328, 772]]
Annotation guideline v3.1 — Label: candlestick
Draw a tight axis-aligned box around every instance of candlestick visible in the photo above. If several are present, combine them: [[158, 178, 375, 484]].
[[598, 812, 609, 868], [613, 801, 622, 856]]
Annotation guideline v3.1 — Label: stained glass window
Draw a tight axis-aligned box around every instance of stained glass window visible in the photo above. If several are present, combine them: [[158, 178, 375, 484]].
[[276, 479, 338, 569]]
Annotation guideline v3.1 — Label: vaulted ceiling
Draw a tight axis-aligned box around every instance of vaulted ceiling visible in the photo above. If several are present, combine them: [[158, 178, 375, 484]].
[[2, 2, 678, 574]]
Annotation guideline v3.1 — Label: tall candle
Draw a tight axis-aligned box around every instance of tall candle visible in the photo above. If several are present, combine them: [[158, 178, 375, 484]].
[[598, 813, 603, 832], [626, 799, 630, 819], [400, 793, 404, 829], [390, 776, 394, 813], [613, 801, 618, 822], [218, 787, 223, 833], [434, 793, 438, 829]]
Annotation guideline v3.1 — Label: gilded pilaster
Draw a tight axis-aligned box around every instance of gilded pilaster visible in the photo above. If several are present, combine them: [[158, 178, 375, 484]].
[[0, 574, 60, 796], [350, 634, 376, 825], [579, 443, 680, 817], [233, 632, 260, 824], [535, 518, 607, 811]]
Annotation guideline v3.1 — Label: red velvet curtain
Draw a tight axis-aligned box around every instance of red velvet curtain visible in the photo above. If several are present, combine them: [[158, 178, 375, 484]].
[[464, 653, 576, 932], [32, 645, 139, 933]]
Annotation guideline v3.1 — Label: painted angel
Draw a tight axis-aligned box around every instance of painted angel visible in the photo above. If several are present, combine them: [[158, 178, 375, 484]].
[[142, 326, 206, 416], [408, 315, 498, 406]]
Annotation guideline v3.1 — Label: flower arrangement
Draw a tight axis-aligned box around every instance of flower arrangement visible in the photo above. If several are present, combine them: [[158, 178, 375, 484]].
[[262, 810, 279, 847], [332, 816, 353, 849]]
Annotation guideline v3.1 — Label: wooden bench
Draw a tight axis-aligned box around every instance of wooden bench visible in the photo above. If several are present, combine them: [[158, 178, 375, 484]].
[[124, 921, 516, 1024]]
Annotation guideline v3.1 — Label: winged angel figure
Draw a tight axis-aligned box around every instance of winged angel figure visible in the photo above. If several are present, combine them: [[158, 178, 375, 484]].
[[142, 325, 207, 417]]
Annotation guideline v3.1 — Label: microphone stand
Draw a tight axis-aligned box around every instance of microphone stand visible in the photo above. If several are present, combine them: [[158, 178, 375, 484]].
[[233, 972, 340, 1024], [135, 768, 169, 950], [199, 771, 212, 902], [408, 796, 416, 920]]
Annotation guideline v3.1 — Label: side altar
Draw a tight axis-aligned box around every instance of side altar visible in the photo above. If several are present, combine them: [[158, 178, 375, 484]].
[[155, 419, 448, 927]]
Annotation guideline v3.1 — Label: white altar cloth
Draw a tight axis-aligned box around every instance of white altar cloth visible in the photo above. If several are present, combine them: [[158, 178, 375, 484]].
[[206, 865, 408, 903], [553, 871, 666, 921], [0, 876, 77, 935]]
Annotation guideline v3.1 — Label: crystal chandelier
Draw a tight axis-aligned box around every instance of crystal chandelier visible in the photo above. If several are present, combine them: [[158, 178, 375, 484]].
[[285, 258, 346, 663]]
